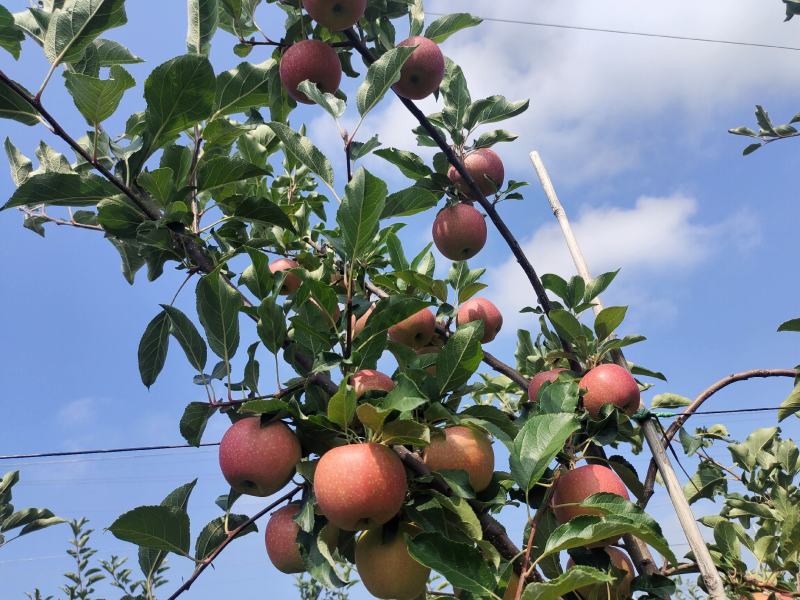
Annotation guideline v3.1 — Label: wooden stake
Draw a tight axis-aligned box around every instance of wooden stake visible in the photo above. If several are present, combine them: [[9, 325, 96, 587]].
[[529, 150, 727, 599]]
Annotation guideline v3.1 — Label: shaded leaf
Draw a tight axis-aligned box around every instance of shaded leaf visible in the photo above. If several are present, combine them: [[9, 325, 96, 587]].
[[424, 13, 482, 43], [179, 402, 216, 446], [137, 310, 170, 388], [196, 272, 242, 361], [161, 304, 207, 372]]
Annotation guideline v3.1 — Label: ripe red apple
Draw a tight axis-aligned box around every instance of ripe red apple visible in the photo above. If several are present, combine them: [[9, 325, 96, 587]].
[[579, 364, 641, 418], [279, 39, 342, 104], [447, 148, 505, 200], [355, 523, 430, 600], [456, 297, 503, 343], [302, 0, 366, 31], [392, 36, 445, 99], [351, 369, 395, 398], [566, 547, 635, 599], [218, 418, 301, 496], [432, 203, 488, 261], [269, 258, 302, 295], [264, 503, 338, 573], [388, 308, 436, 348], [423, 426, 495, 492], [314, 442, 407, 530], [527, 368, 568, 403], [740, 593, 793, 600], [552, 464, 630, 525]]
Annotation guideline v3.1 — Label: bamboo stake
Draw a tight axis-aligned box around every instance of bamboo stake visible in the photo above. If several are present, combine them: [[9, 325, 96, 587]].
[[529, 150, 727, 599]]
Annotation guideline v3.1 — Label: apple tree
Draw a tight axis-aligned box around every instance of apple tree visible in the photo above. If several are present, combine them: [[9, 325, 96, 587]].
[[1, 1, 798, 599]]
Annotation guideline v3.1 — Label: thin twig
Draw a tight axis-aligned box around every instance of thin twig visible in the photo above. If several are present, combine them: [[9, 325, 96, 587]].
[[165, 485, 302, 600]]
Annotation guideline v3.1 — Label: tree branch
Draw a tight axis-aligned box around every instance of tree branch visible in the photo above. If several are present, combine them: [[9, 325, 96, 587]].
[[642, 368, 798, 501], [166, 485, 303, 600]]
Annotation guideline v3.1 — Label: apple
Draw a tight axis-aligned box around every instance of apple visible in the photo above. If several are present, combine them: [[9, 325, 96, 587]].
[[302, 0, 366, 31], [355, 523, 430, 600], [447, 148, 505, 200], [456, 297, 503, 343], [279, 39, 342, 104], [527, 368, 568, 403], [423, 425, 494, 492], [392, 36, 445, 99], [350, 303, 375, 339], [579, 364, 641, 418], [264, 503, 338, 573], [552, 464, 630, 525], [351, 369, 395, 398], [269, 258, 302, 295], [314, 442, 407, 530], [566, 547, 635, 600], [432, 203, 487, 261], [740, 593, 793, 600], [218, 418, 301, 496], [388, 307, 436, 348]]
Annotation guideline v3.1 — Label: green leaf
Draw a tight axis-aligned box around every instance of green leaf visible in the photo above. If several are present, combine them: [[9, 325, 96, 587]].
[[548, 309, 584, 343], [213, 59, 276, 117], [473, 129, 518, 148], [407, 532, 496, 597], [541, 273, 570, 302], [96, 195, 146, 238], [356, 403, 391, 435], [0, 78, 39, 125], [179, 401, 216, 446], [356, 44, 415, 117], [44, 0, 127, 66], [778, 383, 800, 422], [584, 270, 618, 302], [543, 515, 676, 565], [1, 508, 62, 533], [92, 38, 142, 65], [594, 306, 627, 340], [142, 54, 215, 152], [139, 479, 197, 579], [4, 137, 32, 186], [650, 393, 691, 409], [436, 321, 484, 394], [0, 5, 24, 59], [267, 121, 333, 187], [521, 565, 613, 600], [510, 413, 579, 491], [137, 310, 170, 388], [337, 167, 387, 261], [382, 373, 428, 412], [196, 156, 267, 191], [743, 142, 762, 156], [109, 238, 145, 285], [196, 272, 242, 361], [220, 195, 294, 232], [298, 80, 345, 120], [195, 514, 255, 560], [63, 64, 134, 124], [424, 13, 482, 43], [239, 248, 273, 300], [630, 573, 676, 599], [374, 147, 433, 180], [328, 381, 356, 429], [778, 317, 800, 333], [187, 0, 217, 55], [381, 419, 430, 446], [441, 61, 470, 138], [381, 186, 438, 219], [463, 95, 529, 130], [108, 505, 190, 556], [256, 298, 287, 354], [160, 305, 207, 372]]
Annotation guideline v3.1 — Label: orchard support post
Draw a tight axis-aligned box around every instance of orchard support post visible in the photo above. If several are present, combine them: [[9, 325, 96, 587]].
[[529, 150, 727, 599]]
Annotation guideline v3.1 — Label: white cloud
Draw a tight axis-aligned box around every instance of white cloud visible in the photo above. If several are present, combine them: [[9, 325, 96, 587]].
[[57, 397, 97, 427], [485, 194, 760, 332], [349, 0, 800, 182]]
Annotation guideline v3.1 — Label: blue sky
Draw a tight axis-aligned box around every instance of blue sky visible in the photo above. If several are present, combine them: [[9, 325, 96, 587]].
[[1, 0, 799, 598]]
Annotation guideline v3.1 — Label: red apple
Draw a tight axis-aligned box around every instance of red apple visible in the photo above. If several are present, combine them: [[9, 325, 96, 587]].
[[456, 297, 503, 343], [423, 425, 495, 492], [218, 418, 301, 496], [269, 258, 302, 295], [314, 443, 407, 530], [392, 36, 445, 100], [355, 523, 430, 600], [302, 0, 366, 31], [279, 39, 342, 104], [264, 503, 339, 574], [432, 203, 487, 261], [388, 308, 436, 348], [447, 148, 505, 200], [527, 368, 568, 403], [552, 464, 629, 525], [579, 364, 641, 418], [350, 303, 375, 340], [351, 369, 395, 398], [566, 546, 635, 600]]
